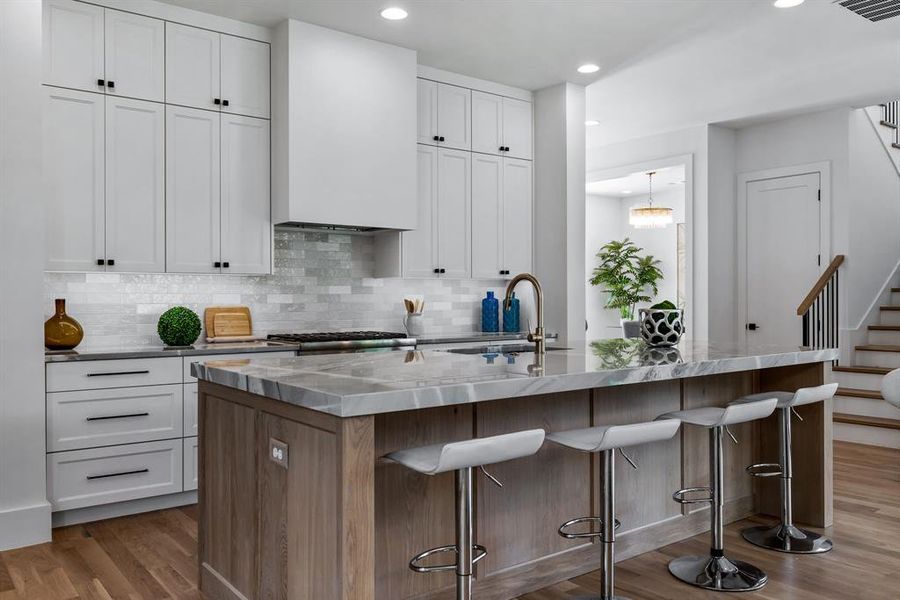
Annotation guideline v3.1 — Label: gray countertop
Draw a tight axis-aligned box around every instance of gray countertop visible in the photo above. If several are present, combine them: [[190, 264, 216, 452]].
[[192, 339, 839, 418], [45, 341, 301, 362]]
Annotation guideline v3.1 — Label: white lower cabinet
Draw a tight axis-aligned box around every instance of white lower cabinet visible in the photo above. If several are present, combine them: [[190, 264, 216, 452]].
[[47, 439, 183, 511], [184, 383, 198, 437], [183, 437, 199, 492]]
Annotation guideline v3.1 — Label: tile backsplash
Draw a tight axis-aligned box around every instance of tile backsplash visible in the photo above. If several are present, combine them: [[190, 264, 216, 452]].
[[44, 230, 507, 349]]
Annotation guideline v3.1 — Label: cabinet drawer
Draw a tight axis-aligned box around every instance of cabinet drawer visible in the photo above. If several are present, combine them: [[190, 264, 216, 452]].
[[184, 383, 198, 436], [184, 437, 198, 492], [48, 439, 183, 511], [47, 357, 182, 392], [47, 384, 183, 452], [183, 351, 295, 382]]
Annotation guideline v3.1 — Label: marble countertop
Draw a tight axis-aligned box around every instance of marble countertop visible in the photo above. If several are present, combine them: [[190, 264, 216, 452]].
[[192, 339, 839, 417], [45, 341, 300, 362]]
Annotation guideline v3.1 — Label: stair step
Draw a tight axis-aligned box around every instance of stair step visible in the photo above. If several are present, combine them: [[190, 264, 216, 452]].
[[869, 325, 900, 330], [833, 365, 893, 374], [881, 120, 899, 129], [834, 413, 900, 430], [837, 387, 883, 400], [879, 306, 900, 311], [891, 288, 900, 292], [855, 344, 900, 352]]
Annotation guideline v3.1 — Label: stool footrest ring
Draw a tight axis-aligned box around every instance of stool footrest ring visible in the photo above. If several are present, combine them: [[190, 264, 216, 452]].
[[409, 544, 487, 573], [746, 463, 783, 478], [673, 486, 713, 505], [557, 516, 621, 540]]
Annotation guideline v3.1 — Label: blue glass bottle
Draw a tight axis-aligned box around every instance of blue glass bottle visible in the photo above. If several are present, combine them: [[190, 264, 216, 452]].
[[482, 291, 499, 332], [503, 292, 520, 333]]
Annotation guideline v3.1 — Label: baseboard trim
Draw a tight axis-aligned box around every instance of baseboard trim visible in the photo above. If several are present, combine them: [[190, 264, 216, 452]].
[[52, 491, 197, 528], [0, 501, 52, 551]]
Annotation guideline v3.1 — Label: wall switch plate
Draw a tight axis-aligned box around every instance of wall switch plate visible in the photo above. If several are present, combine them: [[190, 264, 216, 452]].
[[269, 438, 289, 469]]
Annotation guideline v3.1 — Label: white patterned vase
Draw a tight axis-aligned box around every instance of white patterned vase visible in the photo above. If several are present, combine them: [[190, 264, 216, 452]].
[[638, 308, 685, 347]]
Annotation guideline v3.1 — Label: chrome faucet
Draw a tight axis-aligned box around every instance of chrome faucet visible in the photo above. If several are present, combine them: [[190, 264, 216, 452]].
[[504, 272, 545, 355]]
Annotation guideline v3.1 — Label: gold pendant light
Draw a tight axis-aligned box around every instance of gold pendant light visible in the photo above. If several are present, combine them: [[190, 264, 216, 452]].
[[629, 171, 674, 229]]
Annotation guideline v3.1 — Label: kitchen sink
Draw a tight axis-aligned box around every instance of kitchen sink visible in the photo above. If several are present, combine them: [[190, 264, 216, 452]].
[[442, 344, 570, 355]]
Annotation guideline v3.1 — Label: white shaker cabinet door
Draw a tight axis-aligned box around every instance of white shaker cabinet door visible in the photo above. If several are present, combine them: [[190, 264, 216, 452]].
[[220, 34, 270, 119], [436, 83, 471, 151], [501, 97, 533, 160], [471, 153, 503, 279], [104, 9, 165, 102], [221, 114, 271, 274], [43, 87, 106, 272], [105, 97, 165, 273], [165, 23, 220, 112], [436, 148, 471, 279], [43, 0, 104, 93], [402, 144, 438, 278], [166, 105, 221, 274], [416, 79, 438, 145], [471, 91, 503, 156], [502, 158, 533, 275]]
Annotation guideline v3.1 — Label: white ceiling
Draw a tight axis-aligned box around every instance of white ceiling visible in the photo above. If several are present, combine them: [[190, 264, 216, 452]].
[[587, 165, 685, 198], [155, 0, 758, 91]]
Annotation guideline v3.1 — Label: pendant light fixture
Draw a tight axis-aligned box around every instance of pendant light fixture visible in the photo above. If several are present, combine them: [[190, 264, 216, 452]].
[[629, 171, 674, 229]]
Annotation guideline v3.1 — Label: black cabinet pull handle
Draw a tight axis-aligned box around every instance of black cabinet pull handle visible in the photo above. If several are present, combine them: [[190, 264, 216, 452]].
[[439, 136, 445, 142], [222, 261, 229, 268], [86, 412, 149, 422], [97, 79, 105, 87], [97, 259, 105, 266], [86, 370, 150, 377], [106, 81, 115, 89], [213, 98, 221, 105], [222, 99, 230, 107], [106, 259, 115, 266], [214, 261, 221, 268], [87, 468, 149, 481]]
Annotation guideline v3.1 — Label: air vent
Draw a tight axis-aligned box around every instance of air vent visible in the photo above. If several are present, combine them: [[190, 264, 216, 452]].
[[837, 0, 900, 22]]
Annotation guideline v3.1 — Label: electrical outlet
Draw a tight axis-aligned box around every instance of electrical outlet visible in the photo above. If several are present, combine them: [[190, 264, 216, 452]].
[[269, 438, 289, 468]]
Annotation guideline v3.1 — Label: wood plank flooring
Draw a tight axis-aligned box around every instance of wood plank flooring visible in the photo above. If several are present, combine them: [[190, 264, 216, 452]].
[[1, 441, 897, 600]]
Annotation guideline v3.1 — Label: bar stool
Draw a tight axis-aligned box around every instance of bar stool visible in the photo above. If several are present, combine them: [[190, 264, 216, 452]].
[[731, 382, 838, 554], [658, 397, 778, 592], [386, 429, 546, 600], [547, 419, 682, 600]]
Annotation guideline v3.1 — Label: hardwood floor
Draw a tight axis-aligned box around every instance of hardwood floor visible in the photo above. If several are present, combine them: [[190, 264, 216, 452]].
[[1, 441, 897, 600]]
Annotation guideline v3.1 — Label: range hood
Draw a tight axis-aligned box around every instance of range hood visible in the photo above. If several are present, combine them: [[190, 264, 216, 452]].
[[271, 20, 417, 231]]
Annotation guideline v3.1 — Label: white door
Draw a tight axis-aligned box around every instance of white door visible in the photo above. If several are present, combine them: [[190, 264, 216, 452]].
[[437, 83, 471, 151], [104, 9, 165, 102], [471, 153, 503, 278], [471, 91, 503, 156], [402, 145, 438, 278], [436, 148, 471, 278], [166, 105, 221, 273], [105, 97, 165, 272], [43, 87, 105, 272], [43, 0, 105, 92], [746, 172, 821, 347], [220, 34, 270, 119], [221, 114, 271, 274], [501, 158, 533, 275], [166, 23, 220, 112], [416, 79, 438, 145], [502, 97, 533, 160]]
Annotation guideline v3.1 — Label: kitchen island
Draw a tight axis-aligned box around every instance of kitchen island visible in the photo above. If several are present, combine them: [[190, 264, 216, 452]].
[[193, 340, 838, 600]]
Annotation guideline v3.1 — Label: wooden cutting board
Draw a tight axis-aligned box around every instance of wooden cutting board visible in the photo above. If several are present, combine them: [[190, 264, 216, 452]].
[[204, 306, 253, 340]]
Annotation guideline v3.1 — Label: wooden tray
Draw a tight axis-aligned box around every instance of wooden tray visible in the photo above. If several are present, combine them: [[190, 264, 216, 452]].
[[204, 306, 253, 340]]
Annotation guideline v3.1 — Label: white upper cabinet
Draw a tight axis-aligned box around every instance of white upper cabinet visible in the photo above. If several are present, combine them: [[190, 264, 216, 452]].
[[104, 9, 165, 102], [44, 87, 105, 272], [166, 23, 221, 112], [471, 153, 503, 279], [403, 145, 439, 278], [166, 105, 221, 274], [437, 83, 471, 151], [501, 97, 533, 160], [221, 115, 271, 274], [417, 79, 438, 145], [436, 148, 471, 278], [105, 97, 165, 273], [43, 0, 104, 93], [221, 35, 270, 119], [471, 91, 503, 156], [501, 157, 533, 274]]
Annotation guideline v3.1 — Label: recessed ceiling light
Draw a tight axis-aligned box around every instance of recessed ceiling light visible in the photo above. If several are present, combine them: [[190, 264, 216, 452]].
[[585, 120, 601, 127], [577, 63, 600, 74], [622, 190, 632, 194], [380, 7, 408, 20], [773, 0, 804, 7]]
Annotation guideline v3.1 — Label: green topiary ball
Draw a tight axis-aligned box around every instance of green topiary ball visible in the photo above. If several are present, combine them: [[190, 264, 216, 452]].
[[157, 306, 202, 347]]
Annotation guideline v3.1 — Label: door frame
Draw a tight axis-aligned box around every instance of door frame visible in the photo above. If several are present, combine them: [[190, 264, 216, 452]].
[[736, 161, 832, 344], [585, 153, 694, 341]]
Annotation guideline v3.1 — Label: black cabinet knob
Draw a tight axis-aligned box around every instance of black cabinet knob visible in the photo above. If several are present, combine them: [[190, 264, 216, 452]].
[[106, 259, 115, 266], [222, 99, 230, 107], [214, 261, 222, 268], [106, 81, 115, 89], [97, 259, 105, 266], [433, 135, 439, 142], [213, 98, 221, 105], [499, 146, 505, 152], [504, 146, 511, 152], [97, 79, 105, 87], [222, 261, 229, 268], [433, 268, 440, 274], [439, 136, 445, 142], [439, 268, 446, 274]]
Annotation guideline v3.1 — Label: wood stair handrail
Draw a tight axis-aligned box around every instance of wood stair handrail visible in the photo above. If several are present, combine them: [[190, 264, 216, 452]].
[[797, 255, 845, 315]]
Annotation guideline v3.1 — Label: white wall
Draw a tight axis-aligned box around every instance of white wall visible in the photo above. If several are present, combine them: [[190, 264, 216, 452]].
[[0, 0, 51, 550], [708, 125, 737, 342]]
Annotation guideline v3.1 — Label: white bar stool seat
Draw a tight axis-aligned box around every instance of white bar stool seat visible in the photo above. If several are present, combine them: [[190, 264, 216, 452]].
[[547, 419, 682, 600], [658, 397, 778, 593], [731, 383, 837, 554], [387, 429, 545, 600]]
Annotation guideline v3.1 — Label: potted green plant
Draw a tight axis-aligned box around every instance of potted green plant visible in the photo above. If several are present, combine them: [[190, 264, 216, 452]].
[[589, 238, 663, 338]]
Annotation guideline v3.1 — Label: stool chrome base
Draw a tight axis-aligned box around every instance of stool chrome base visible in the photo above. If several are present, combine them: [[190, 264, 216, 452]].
[[742, 523, 833, 554], [668, 555, 768, 592]]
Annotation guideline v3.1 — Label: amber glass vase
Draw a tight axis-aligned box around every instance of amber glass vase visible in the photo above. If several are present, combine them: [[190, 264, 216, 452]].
[[44, 298, 84, 351]]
